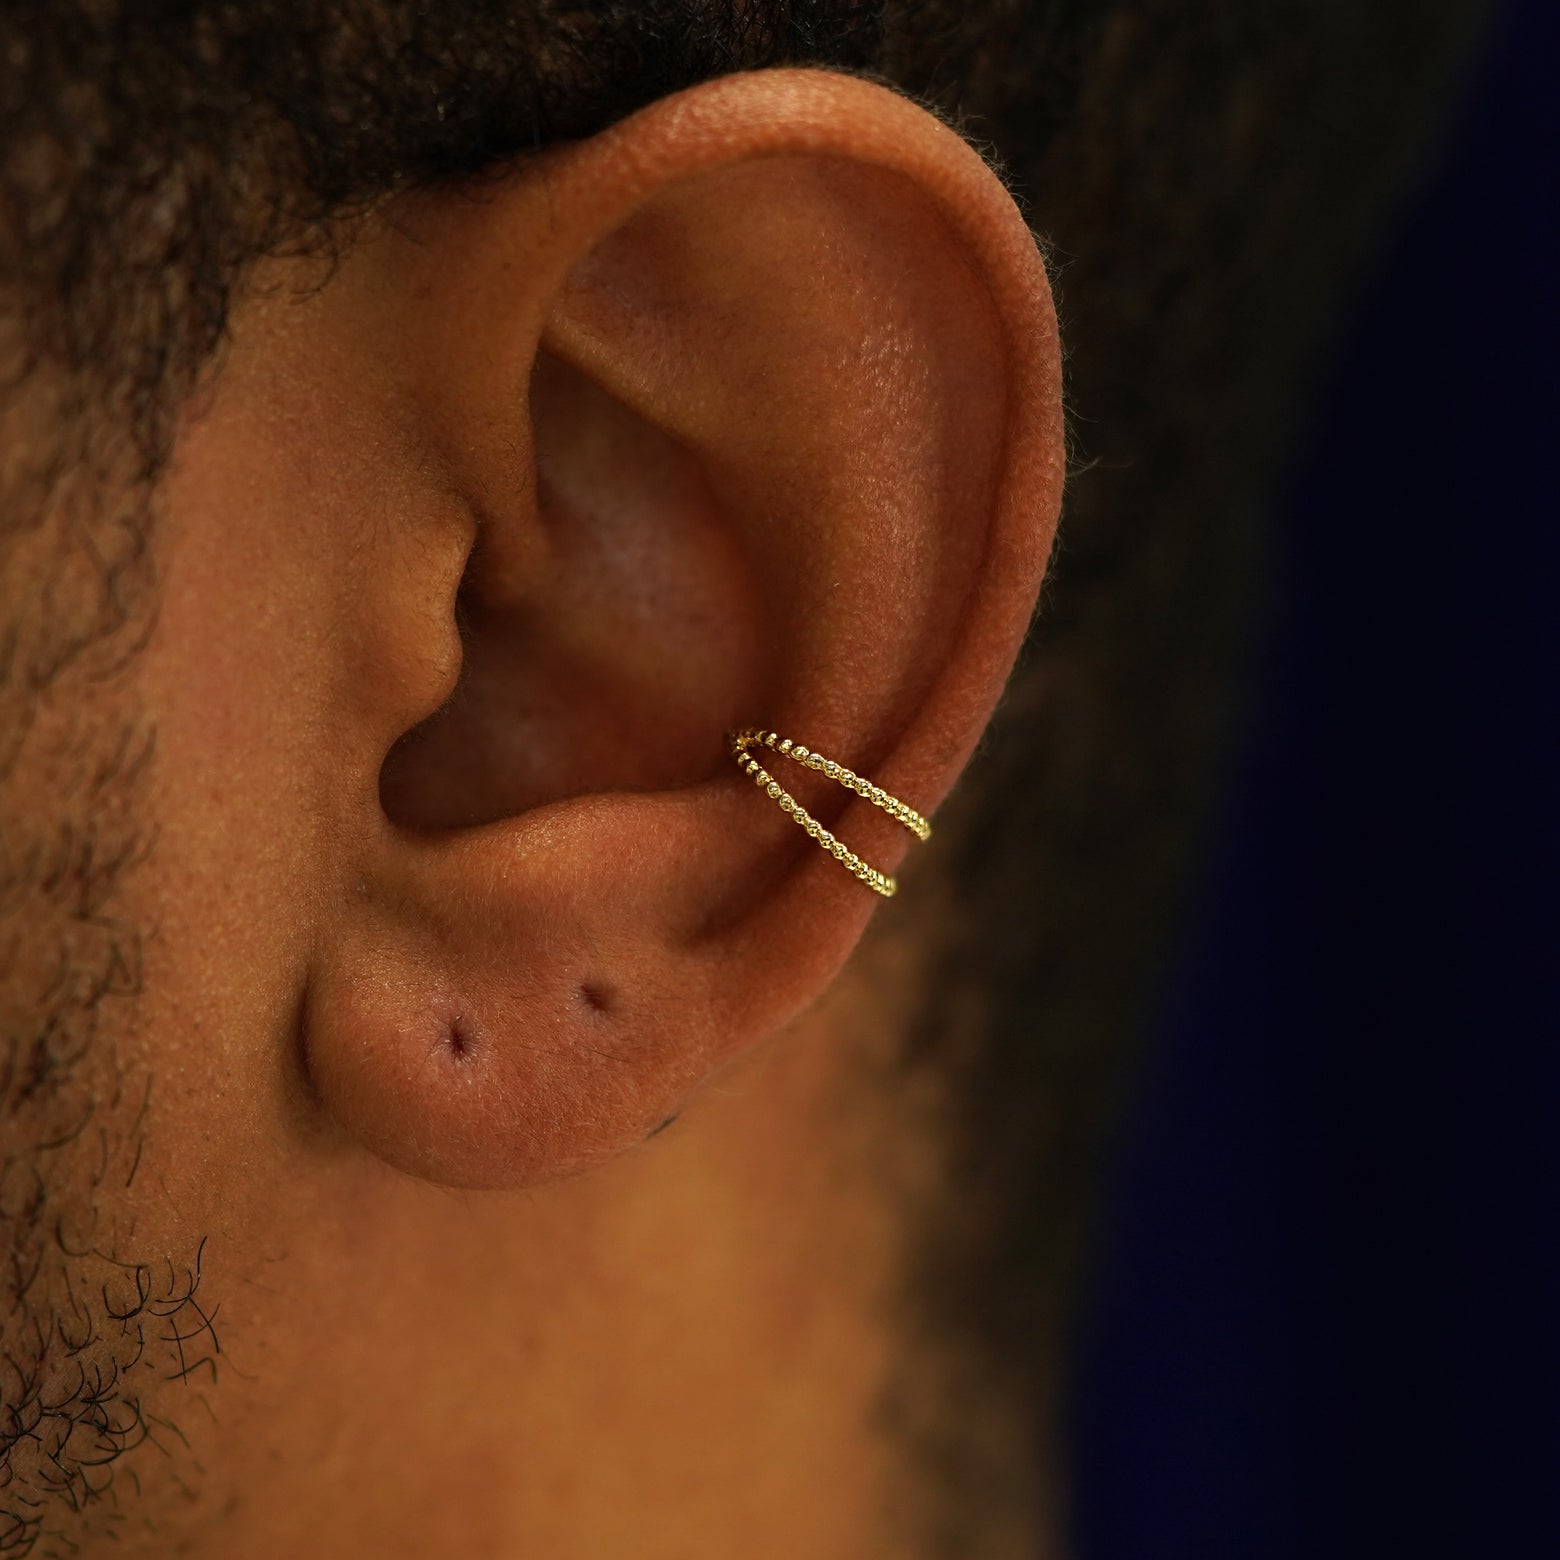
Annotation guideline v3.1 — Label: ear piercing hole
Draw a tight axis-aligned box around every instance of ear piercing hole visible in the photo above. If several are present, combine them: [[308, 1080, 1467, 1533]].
[[578, 982, 613, 1016]]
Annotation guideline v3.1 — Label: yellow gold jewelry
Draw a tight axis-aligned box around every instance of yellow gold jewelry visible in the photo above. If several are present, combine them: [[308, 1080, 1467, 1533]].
[[727, 727, 931, 898]]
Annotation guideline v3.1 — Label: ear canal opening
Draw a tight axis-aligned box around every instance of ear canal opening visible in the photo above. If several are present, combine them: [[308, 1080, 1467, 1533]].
[[377, 341, 765, 835]]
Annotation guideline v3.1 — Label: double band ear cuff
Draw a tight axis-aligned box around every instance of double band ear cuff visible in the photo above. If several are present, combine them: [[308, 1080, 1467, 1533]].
[[727, 727, 932, 898]]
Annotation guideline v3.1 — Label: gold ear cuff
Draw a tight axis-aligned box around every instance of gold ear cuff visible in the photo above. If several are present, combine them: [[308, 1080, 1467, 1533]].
[[727, 728, 931, 898]]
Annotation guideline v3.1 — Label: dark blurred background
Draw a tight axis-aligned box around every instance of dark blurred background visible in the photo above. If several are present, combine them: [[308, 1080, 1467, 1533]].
[[1068, 0, 1560, 1554]]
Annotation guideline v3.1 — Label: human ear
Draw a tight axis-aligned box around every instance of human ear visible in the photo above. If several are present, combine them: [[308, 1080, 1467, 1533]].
[[170, 68, 1062, 1190]]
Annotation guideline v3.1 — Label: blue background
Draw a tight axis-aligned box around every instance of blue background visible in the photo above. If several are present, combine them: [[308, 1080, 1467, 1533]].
[[1070, 1, 1560, 1554]]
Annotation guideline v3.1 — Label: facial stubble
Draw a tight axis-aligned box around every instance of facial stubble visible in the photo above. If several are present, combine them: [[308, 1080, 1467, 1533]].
[[0, 468, 214, 1557]]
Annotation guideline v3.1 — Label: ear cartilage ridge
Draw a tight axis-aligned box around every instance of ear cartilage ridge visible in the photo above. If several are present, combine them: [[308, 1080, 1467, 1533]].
[[727, 727, 932, 898]]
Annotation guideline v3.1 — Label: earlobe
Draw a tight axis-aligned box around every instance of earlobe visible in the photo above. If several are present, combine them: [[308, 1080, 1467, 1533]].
[[273, 68, 1064, 1190]]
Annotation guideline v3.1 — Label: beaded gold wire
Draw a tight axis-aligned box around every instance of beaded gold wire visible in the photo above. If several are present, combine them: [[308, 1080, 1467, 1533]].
[[727, 727, 931, 898]]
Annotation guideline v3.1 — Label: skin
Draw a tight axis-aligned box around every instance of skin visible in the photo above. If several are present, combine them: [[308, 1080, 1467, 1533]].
[[2, 71, 1062, 1556]]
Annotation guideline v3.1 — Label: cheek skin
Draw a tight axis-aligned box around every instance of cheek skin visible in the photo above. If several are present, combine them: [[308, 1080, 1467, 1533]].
[[137, 258, 472, 1203], [118, 431, 522, 1547]]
